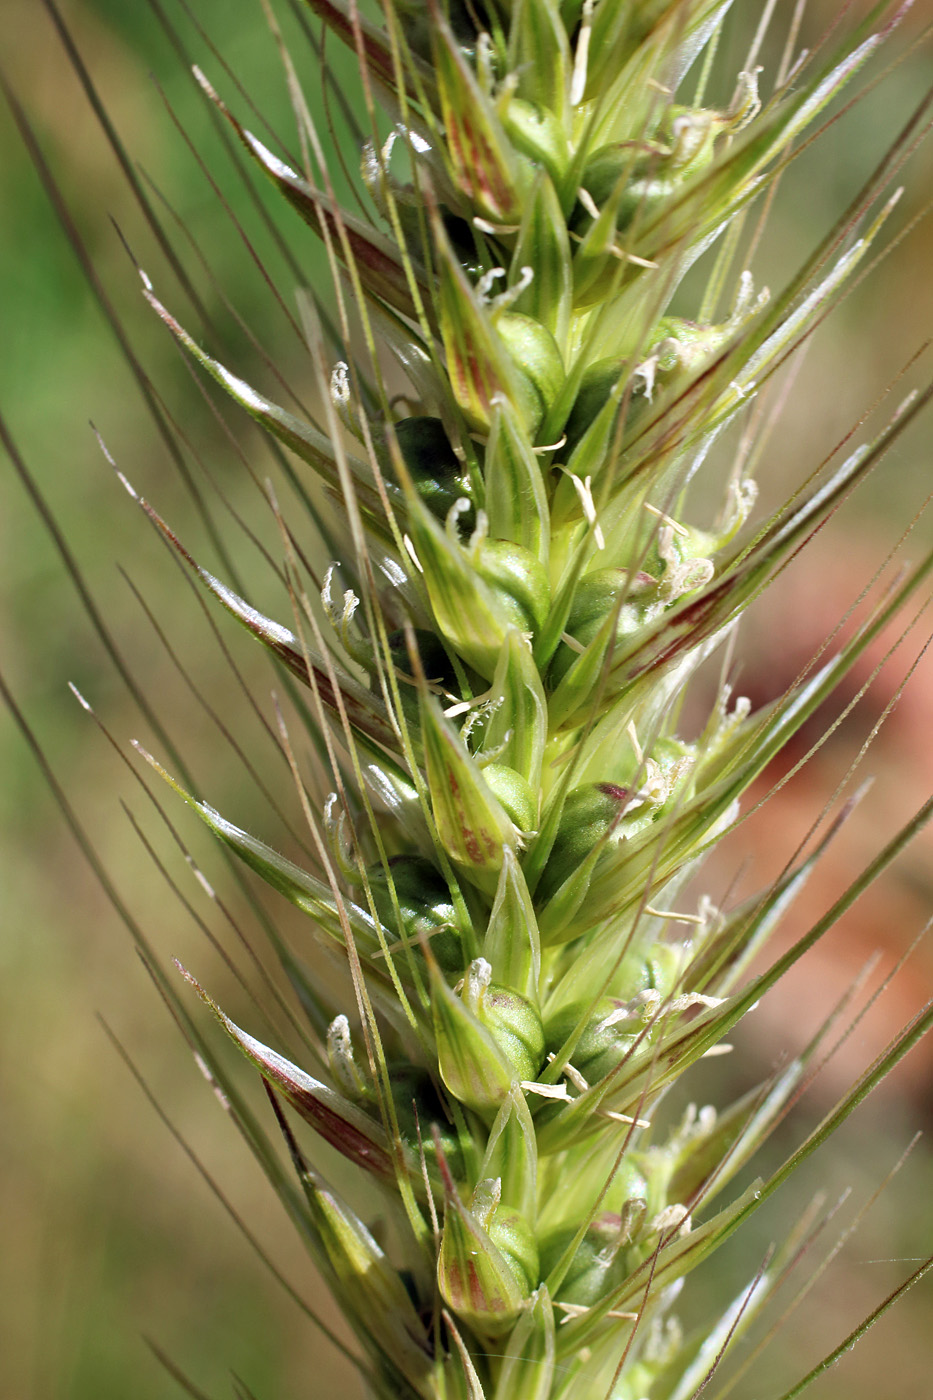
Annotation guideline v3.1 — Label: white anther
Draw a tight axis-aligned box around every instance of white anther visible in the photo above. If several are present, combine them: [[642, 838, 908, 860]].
[[577, 186, 601, 221], [570, 0, 595, 106], [670, 992, 725, 1012], [443, 699, 473, 719], [533, 434, 566, 455], [643, 501, 689, 537], [402, 534, 424, 574], [650, 1204, 691, 1235], [521, 1080, 571, 1100], [562, 1061, 589, 1093], [599, 1109, 652, 1129], [564, 470, 605, 550], [643, 905, 707, 926], [473, 216, 521, 234], [609, 245, 659, 269]]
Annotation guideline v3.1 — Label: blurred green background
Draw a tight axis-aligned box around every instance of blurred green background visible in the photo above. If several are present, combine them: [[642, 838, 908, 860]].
[[2, 2, 932, 1397]]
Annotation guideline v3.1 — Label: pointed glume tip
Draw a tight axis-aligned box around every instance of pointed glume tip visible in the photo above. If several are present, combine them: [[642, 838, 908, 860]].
[[91, 425, 118, 471], [67, 681, 93, 712], [130, 739, 154, 765], [191, 66, 218, 103], [173, 957, 198, 989]]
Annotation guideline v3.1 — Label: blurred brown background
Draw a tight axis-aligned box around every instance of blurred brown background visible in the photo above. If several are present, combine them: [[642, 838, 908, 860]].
[[2, 2, 932, 1397]]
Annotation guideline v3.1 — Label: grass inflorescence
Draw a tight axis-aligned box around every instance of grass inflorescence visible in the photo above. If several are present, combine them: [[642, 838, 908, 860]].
[[4, 1, 933, 1397]]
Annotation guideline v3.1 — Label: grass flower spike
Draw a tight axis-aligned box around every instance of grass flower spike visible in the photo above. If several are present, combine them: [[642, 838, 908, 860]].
[[18, 0, 933, 1395]]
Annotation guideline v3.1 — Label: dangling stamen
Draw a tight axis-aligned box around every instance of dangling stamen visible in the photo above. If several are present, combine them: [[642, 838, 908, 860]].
[[534, 434, 566, 455], [402, 534, 424, 573], [563, 470, 605, 550], [643, 502, 689, 536], [643, 906, 708, 926], [570, 0, 596, 106]]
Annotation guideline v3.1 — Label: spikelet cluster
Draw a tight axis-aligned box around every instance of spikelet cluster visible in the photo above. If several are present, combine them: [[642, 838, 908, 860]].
[[123, 3, 933, 1397]]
